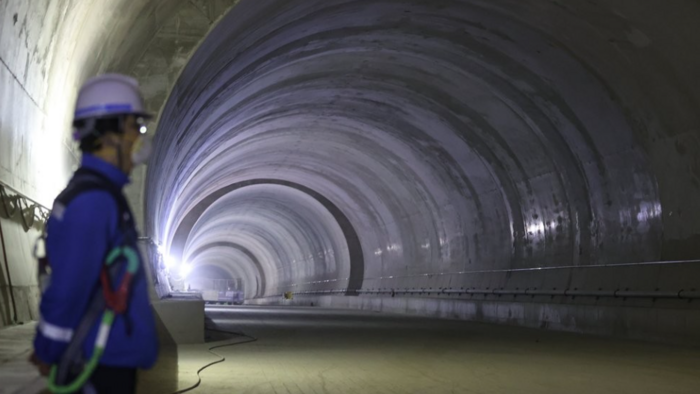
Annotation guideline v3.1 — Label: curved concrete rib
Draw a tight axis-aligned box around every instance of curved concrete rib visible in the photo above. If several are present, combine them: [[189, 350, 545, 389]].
[[148, 0, 700, 298], [169, 179, 363, 295], [2, 0, 700, 339], [187, 241, 267, 298]]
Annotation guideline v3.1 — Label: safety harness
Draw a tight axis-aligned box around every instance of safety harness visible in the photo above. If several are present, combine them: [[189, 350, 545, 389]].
[[38, 167, 140, 393]]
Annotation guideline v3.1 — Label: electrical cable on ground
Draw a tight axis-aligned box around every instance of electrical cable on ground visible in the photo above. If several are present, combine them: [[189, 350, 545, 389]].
[[172, 327, 258, 394]]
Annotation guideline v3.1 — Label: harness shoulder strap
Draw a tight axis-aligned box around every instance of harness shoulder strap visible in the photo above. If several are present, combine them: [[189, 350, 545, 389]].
[[55, 168, 129, 221], [51, 168, 135, 386]]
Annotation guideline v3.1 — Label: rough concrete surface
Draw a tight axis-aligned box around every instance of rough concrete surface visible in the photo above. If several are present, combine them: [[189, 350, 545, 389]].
[[0, 323, 44, 394], [2, 301, 699, 393], [0, 0, 699, 369], [176, 306, 700, 394], [0, 313, 178, 394], [250, 294, 700, 346], [148, 0, 700, 340], [153, 0, 700, 299], [0, 0, 237, 329]]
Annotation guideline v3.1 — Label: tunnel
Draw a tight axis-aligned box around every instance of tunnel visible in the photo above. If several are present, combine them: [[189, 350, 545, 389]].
[[1, 1, 699, 393]]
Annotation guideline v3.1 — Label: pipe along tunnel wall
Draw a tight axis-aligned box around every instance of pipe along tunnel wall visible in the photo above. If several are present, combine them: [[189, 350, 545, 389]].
[[1, 1, 700, 343]]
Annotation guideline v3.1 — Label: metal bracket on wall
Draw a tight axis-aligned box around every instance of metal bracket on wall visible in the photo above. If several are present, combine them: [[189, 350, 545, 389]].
[[0, 181, 51, 232]]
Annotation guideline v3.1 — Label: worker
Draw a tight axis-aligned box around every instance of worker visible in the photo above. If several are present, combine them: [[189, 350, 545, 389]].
[[30, 74, 158, 393]]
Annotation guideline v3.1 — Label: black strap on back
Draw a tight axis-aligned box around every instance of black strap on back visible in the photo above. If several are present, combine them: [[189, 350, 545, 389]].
[[55, 167, 131, 231]]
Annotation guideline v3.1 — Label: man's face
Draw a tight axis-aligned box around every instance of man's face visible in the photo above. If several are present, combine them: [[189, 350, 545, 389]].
[[117, 115, 141, 175], [97, 115, 146, 175]]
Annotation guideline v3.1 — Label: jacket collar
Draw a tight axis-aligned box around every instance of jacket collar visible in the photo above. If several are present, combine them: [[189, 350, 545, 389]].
[[80, 154, 130, 189]]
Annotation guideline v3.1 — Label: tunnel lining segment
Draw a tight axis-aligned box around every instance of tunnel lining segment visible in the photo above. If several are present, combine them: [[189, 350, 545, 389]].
[[169, 179, 364, 296], [187, 241, 267, 298]]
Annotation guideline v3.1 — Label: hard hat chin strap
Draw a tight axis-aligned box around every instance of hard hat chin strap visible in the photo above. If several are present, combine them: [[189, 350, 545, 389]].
[[101, 135, 128, 173]]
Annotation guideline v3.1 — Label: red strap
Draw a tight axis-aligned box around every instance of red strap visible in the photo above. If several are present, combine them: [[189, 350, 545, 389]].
[[100, 267, 133, 314]]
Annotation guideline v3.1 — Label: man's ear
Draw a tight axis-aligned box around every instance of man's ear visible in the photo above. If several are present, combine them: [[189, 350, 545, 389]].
[[101, 131, 122, 147]]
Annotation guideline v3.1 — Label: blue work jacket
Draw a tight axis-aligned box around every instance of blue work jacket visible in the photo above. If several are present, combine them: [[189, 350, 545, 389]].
[[33, 154, 158, 368]]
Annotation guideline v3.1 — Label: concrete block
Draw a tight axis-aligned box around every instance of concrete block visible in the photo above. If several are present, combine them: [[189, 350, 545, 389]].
[[151, 299, 204, 344], [138, 304, 179, 393]]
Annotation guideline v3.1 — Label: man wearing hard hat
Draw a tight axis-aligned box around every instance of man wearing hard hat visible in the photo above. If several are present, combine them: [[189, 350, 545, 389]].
[[30, 74, 158, 393]]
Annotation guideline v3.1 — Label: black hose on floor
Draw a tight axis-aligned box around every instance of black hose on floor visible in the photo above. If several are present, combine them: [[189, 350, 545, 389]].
[[172, 328, 258, 394]]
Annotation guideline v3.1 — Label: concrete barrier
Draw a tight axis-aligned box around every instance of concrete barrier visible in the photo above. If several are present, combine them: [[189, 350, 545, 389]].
[[151, 298, 205, 345]]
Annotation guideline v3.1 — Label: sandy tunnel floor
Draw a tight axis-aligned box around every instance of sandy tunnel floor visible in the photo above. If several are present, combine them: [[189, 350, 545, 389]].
[[174, 306, 700, 394]]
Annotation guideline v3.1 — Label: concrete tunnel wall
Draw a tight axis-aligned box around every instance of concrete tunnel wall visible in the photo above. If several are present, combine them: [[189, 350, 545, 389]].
[[150, 0, 700, 341], [0, 0, 238, 328], [0, 0, 144, 327], [182, 184, 351, 298], [0, 0, 698, 342]]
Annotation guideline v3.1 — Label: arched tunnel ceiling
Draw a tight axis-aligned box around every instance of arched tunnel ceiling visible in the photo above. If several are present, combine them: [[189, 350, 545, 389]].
[[148, 0, 700, 297], [3, 0, 699, 301], [187, 241, 265, 297], [115, 0, 241, 230], [169, 179, 363, 296], [181, 184, 351, 297]]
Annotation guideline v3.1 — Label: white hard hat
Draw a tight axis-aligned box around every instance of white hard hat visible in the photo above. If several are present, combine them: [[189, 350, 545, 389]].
[[73, 74, 151, 139]]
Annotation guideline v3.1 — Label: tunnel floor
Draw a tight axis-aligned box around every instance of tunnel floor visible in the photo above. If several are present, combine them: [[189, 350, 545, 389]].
[[174, 306, 700, 394]]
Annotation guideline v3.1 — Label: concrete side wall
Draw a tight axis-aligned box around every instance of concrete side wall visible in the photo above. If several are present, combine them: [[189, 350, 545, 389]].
[[0, 0, 234, 329], [0, 216, 41, 327], [151, 299, 205, 345], [151, 0, 700, 342], [249, 257, 700, 344], [2, 0, 699, 342], [249, 295, 700, 346], [0, 0, 131, 330], [152, 0, 700, 292]]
